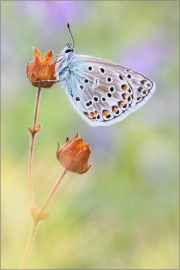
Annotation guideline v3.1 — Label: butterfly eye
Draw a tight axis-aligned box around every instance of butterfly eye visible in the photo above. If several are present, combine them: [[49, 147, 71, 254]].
[[65, 49, 72, 53]]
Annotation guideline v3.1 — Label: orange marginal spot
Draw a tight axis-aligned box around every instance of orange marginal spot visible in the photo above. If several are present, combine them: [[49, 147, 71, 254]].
[[122, 93, 127, 100], [112, 106, 118, 112], [102, 110, 109, 116], [121, 84, 128, 90], [118, 101, 124, 107], [90, 112, 95, 118], [84, 112, 89, 117]]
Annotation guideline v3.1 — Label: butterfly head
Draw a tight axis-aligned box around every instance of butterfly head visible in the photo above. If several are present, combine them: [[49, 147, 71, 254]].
[[61, 43, 75, 55]]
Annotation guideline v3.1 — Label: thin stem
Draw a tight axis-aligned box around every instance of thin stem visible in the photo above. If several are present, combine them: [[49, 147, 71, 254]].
[[20, 219, 38, 269], [33, 87, 41, 129], [38, 169, 67, 217], [22, 86, 68, 269], [28, 87, 42, 206], [28, 133, 35, 206], [20, 169, 67, 268]]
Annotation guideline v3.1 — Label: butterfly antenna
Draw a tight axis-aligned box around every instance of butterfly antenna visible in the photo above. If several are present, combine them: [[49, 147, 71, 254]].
[[66, 22, 75, 49]]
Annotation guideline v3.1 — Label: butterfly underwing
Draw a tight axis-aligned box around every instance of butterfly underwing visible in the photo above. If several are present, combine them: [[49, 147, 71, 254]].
[[54, 23, 156, 127]]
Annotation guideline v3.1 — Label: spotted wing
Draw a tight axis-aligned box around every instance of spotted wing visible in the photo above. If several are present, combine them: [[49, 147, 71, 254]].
[[64, 54, 156, 127]]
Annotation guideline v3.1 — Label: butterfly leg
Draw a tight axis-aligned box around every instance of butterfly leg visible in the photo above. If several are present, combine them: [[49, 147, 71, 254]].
[[41, 58, 62, 68], [36, 79, 62, 84]]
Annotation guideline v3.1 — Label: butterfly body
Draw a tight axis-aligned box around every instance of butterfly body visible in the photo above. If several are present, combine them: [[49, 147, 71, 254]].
[[55, 36, 156, 127]]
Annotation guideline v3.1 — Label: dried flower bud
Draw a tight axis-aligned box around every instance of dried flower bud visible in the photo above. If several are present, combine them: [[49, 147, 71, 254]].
[[26, 47, 56, 88], [56, 133, 92, 174]]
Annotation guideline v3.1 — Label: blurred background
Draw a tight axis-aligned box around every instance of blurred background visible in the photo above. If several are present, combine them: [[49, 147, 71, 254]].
[[1, 1, 179, 269]]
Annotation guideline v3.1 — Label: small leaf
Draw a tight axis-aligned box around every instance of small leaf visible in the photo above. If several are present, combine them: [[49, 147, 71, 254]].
[[28, 126, 35, 134], [35, 124, 41, 132], [28, 124, 41, 135], [40, 213, 50, 220]]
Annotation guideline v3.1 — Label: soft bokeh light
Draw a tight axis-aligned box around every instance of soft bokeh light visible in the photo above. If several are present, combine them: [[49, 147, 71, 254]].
[[2, 1, 179, 269]]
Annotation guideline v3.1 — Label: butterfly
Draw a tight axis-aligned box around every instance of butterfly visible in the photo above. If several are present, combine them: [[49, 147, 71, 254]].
[[51, 23, 156, 127]]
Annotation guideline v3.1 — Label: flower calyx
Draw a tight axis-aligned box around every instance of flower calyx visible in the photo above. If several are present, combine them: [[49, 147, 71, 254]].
[[26, 47, 57, 88], [56, 133, 92, 174]]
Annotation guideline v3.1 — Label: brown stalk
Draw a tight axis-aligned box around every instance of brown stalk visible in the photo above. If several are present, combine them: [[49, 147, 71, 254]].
[[21, 87, 68, 269], [28, 86, 42, 206]]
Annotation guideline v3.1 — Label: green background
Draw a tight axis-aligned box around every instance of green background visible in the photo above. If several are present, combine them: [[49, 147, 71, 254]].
[[2, 1, 179, 269]]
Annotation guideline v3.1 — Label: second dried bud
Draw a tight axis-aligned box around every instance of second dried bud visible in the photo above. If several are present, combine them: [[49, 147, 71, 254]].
[[56, 134, 91, 174]]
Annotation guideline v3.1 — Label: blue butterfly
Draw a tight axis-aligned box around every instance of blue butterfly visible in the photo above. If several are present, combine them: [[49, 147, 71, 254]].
[[46, 23, 156, 127]]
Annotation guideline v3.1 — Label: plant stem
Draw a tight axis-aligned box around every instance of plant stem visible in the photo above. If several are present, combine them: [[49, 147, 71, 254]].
[[22, 87, 67, 269], [20, 219, 38, 269], [33, 87, 41, 130], [28, 87, 42, 206], [28, 133, 35, 206], [38, 169, 67, 217], [20, 169, 67, 269]]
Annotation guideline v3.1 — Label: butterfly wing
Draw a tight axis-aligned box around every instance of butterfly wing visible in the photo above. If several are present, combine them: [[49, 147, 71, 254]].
[[63, 54, 156, 127]]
